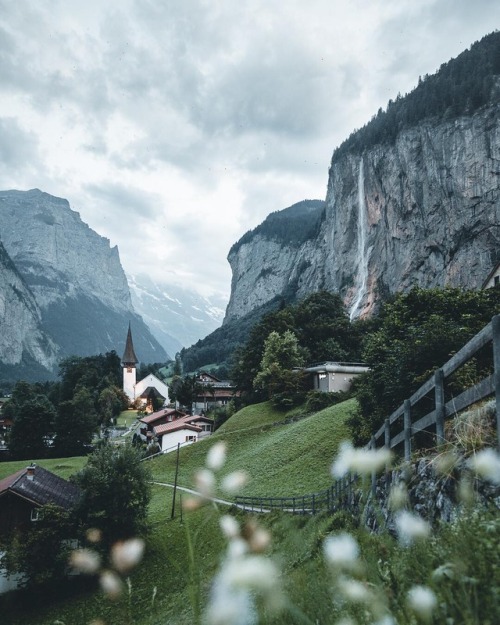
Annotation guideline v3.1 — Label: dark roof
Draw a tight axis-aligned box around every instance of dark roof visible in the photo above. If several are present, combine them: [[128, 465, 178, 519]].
[[139, 386, 166, 400], [122, 323, 139, 365], [0, 465, 81, 510]]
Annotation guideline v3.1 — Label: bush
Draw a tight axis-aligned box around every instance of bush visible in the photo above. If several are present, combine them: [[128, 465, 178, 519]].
[[305, 390, 349, 413], [73, 444, 152, 544]]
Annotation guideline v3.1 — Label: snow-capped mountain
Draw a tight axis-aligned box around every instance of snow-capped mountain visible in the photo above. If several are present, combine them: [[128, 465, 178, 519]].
[[128, 273, 227, 356]]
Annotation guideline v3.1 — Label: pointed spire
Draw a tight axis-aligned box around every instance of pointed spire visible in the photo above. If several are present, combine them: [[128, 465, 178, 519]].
[[122, 323, 139, 365]]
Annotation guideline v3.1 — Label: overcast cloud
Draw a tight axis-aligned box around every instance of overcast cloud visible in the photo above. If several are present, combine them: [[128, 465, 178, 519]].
[[0, 0, 499, 298]]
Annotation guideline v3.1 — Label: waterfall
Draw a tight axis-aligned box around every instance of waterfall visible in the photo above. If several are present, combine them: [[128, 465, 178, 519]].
[[349, 158, 370, 321]]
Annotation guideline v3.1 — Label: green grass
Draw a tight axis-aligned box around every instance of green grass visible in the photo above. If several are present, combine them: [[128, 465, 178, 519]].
[[1, 397, 498, 624], [0, 456, 87, 481], [149, 399, 356, 496], [116, 409, 139, 428]]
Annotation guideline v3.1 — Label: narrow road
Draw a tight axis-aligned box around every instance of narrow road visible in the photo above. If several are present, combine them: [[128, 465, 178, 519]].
[[151, 481, 271, 512]]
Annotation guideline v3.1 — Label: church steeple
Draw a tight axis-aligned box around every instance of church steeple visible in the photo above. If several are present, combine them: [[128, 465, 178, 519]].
[[122, 323, 138, 365], [122, 323, 138, 402]]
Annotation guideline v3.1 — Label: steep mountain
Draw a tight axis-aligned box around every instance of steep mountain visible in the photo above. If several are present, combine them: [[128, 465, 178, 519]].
[[0, 241, 59, 382], [0, 189, 168, 378], [224, 32, 500, 324], [127, 273, 226, 355], [224, 199, 325, 322]]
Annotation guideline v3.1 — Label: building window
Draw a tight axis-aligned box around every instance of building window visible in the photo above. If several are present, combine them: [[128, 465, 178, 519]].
[[31, 508, 40, 522], [495, 275, 500, 287], [185, 435, 196, 442]]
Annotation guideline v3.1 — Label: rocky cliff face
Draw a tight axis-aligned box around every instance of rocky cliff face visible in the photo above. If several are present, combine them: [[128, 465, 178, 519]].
[[0, 241, 59, 377], [0, 189, 167, 377], [224, 103, 500, 323]]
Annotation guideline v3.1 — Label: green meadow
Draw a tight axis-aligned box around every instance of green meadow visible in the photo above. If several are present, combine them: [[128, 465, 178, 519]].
[[1, 399, 498, 625]]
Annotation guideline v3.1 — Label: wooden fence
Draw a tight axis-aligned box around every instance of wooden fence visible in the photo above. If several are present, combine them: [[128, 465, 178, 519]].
[[234, 314, 500, 514], [234, 476, 360, 515], [370, 314, 500, 459]]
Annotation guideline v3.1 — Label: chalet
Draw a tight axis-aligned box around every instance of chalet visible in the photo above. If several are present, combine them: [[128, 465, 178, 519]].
[[138, 408, 187, 442], [122, 325, 170, 410], [0, 464, 81, 594], [0, 464, 81, 534], [153, 414, 214, 453], [303, 362, 370, 393], [193, 371, 238, 412]]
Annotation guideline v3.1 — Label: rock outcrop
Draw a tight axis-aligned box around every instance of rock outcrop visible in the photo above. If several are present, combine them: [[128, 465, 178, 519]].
[[0, 241, 59, 378], [224, 33, 500, 324], [224, 103, 500, 323], [0, 189, 167, 378]]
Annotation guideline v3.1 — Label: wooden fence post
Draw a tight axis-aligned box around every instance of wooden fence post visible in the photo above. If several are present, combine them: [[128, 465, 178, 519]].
[[384, 418, 392, 489], [493, 315, 500, 450], [370, 435, 377, 497], [404, 399, 412, 461], [434, 368, 445, 445]]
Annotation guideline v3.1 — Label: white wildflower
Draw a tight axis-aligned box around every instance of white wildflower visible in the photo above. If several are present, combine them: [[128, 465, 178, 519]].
[[207, 441, 227, 471], [433, 451, 458, 475], [221, 470, 249, 494], [331, 441, 392, 478], [195, 468, 216, 497], [227, 537, 248, 560], [100, 569, 123, 599], [206, 576, 256, 625], [69, 548, 101, 574], [248, 527, 271, 553], [388, 482, 408, 510], [221, 555, 280, 596], [338, 577, 371, 602], [458, 476, 475, 504], [371, 616, 397, 625], [111, 538, 145, 573], [395, 510, 430, 546], [86, 527, 102, 543], [407, 585, 437, 620], [432, 562, 455, 582], [220, 514, 240, 539], [323, 533, 359, 570], [468, 448, 500, 485]]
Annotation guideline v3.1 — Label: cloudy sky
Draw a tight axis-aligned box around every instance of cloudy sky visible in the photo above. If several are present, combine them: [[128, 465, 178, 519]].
[[0, 0, 498, 300]]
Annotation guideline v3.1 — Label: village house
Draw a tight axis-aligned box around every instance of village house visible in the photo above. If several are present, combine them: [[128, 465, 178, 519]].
[[153, 414, 214, 453], [138, 407, 188, 442], [193, 371, 238, 412], [0, 464, 81, 594], [0, 464, 81, 533], [303, 362, 370, 393]]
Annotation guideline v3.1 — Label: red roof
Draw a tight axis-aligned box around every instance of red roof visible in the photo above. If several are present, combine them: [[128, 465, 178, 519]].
[[140, 408, 186, 425], [153, 414, 213, 437]]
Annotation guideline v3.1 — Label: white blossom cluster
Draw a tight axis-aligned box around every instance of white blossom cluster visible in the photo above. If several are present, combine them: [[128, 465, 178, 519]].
[[331, 441, 392, 478], [202, 443, 283, 625]]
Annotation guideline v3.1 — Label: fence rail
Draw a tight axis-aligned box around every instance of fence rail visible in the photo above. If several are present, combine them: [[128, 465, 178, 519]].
[[233, 314, 500, 515], [371, 314, 500, 460], [234, 475, 361, 515]]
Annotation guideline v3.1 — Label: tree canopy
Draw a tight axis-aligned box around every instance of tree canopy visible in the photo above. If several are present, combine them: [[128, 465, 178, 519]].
[[73, 444, 152, 543], [351, 286, 500, 443]]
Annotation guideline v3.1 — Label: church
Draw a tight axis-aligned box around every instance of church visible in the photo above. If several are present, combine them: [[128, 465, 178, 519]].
[[122, 324, 170, 409]]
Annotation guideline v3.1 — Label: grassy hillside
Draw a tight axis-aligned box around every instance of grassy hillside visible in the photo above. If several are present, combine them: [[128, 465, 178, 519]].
[[148, 399, 356, 496], [1, 398, 498, 625]]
